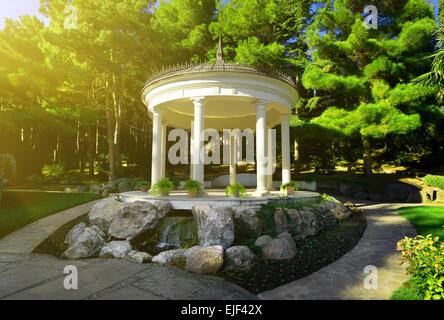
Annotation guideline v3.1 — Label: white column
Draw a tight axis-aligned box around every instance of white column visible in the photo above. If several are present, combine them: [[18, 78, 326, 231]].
[[151, 110, 162, 188], [229, 135, 236, 185], [191, 97, 205, 193], [266, 127, 274, 190], [254, 100, 268, 197], [189, 126, 194, 180], [281, 115, 291, 185], [160, 124, 166, 179]]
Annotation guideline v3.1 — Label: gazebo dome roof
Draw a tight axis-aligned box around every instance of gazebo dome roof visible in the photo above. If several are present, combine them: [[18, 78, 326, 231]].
[[141, 38, 298, 130], [143, 38, 295, 91]]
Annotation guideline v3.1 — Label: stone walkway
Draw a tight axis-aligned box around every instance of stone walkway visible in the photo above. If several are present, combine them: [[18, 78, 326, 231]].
[[0, 199, 101, 254], [258, 200, 419, 300], [0, 253, 255, 299]]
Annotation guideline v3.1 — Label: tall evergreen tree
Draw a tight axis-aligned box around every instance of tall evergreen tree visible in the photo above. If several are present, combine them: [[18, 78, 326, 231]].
[[302, 0, 439, 176]]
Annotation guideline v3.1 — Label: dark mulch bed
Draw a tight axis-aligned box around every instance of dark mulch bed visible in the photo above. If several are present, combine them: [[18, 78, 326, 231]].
[[33, 214, 89, 257], [216, 212, 367, 294]]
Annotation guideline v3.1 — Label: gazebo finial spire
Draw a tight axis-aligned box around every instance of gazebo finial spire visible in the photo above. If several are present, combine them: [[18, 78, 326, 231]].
[[216, 36, 224, 63]]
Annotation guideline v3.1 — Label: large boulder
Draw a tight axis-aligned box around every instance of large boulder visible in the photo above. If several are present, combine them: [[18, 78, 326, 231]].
[[312, 205, 336, 230], [99, 240, 132, 258], [108, 201, 166, 240], [64, 222, 87, 245], [88, 197, 124, 233], [319, 200, 351, 220], [254, 232, 297, 260], [232, 205, 262, 236], [384, 183, 418, 202], [125, 250, 152, 263], [184, 245, 224, 274], [151, 248, 188, 268], [153, 200, 172, 216], [63, 226, 106, 259], [274, 208, 318, 240], [224, 246, 256, 270], [192, 205, 234, 249]]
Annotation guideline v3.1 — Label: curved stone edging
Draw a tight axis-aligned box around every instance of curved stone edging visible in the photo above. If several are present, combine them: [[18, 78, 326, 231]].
[[258, 200, 418, 300]]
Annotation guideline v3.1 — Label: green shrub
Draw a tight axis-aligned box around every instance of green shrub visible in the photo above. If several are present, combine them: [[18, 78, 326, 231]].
[[135, 181, 150, 188], [423, 175, 444, 190], [183, 179, 201, 191], [42, 163, 64, 182], [225, 183, 247, 197], [397, 234, 444, 300], [151, 178, 174, 196], [280, 181, 299, 191]]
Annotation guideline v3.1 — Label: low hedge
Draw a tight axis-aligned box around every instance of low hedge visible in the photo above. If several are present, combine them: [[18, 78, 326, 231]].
[[423, 174, 444, 190]]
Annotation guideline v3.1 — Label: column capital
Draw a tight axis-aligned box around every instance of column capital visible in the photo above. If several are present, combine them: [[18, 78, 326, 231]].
[[152, 107, 164, 116], [256, 99, 270, 108], [190, 97, 206, 105]]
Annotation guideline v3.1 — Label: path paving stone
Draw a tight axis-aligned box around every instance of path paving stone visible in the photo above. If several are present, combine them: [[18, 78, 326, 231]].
[[258, 201, 418, 300], [0, 199, 101, 254]]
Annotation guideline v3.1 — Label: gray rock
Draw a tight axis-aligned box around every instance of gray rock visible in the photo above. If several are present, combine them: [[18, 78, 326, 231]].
[[368, 193, 384, 202], [406, 191, 422, 203], [192, 205, 234, 249], [255, 232, 297, 260], [108, 201, 165, 240], [64, 222, 87, 245], [126, 250, 152, 263], [384, 183, 417, 202], [224, 246, 256, 270], [99, 241, 132, 258], [62, 227, 106, 259], [185, 245, 224, 274], [313, 205, 336, 230], [320, 200, 351, 220], [274, 208, 318, 240], [232, 206, 262, 235], [88, 197, 124, 233], [153, 200, 172, 216], [76, 185, 90, 193], [151, 249, 188, 268]]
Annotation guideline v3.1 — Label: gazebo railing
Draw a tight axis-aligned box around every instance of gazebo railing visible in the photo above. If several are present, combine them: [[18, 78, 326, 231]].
[[143, 61, 295, 90]]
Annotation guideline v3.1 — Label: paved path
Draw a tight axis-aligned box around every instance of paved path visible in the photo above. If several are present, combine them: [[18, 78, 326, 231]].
[[0, 253, 255, 300], [0, 200, 101, 254], [258, 200, 419, 300]]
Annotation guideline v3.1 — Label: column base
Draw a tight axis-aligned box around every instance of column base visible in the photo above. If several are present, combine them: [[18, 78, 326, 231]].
[[252, 188, 270, 197]]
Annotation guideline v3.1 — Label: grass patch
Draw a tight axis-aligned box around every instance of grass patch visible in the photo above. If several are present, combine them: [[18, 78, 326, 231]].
[[0, 190, 100, 239], [390, 281, 423, 300], [217, 213, 367, 294], [397, 206, 444, 240]]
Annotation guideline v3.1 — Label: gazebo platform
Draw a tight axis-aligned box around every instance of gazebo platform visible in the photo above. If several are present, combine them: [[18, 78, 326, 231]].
[[119, 189, 320, 210]]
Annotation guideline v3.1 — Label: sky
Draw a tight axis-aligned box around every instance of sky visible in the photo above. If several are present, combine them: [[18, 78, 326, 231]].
[[0, 0, 440, 29]]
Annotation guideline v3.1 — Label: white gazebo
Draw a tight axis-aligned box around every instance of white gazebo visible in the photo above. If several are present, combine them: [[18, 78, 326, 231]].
[[141, 39, 298, 197]]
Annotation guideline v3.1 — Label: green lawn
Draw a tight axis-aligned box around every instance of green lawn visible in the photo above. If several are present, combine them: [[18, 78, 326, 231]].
[[0, 190, 100, 239], [390, 206, 444, 300], [397, 206, 444, 240]]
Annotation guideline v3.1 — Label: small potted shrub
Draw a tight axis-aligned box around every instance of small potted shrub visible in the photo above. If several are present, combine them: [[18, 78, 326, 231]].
[[183, 179, 201, 198], [280, 181, 299, 196], [151, 178, 174, 196], [225, 183, 246, 198], [136, 181, 150, 192]]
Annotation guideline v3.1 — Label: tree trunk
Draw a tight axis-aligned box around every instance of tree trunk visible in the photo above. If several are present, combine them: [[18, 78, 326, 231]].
[[88, 125, 95, 177], [105, 71, 116, 182], [293, 135, 300, 175], [362, 135, 372, 177]]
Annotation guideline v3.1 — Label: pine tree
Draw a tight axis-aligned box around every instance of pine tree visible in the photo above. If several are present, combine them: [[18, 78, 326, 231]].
[[302, 0, 438, 176]]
